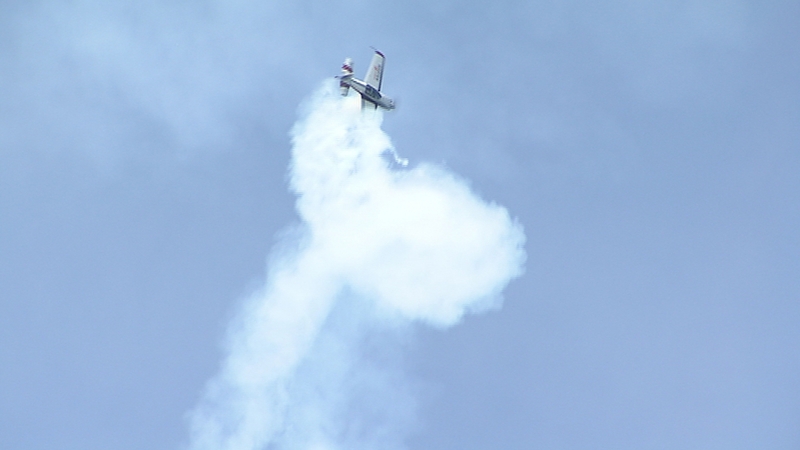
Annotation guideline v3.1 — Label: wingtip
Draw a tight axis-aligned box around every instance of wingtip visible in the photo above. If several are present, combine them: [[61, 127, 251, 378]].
[[370, 46, 385, 57]]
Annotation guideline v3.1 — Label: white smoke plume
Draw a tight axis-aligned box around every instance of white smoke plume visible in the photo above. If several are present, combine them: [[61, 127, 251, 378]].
[[187, 82, 526, 450]]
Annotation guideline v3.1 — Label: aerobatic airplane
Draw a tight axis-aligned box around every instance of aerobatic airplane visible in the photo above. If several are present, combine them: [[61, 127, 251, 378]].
[[337, 50, 396, 111]]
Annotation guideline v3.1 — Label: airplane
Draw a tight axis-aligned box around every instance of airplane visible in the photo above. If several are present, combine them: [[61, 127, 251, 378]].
[[337, 50, 396, 111]]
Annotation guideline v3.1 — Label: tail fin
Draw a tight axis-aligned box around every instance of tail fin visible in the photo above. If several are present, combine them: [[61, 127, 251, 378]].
[[339, 58, 353, 96]]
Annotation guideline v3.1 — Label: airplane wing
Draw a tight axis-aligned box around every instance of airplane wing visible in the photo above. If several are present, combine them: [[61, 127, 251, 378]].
[[363, 51, 385, 90], [361, 97, 378, 110]]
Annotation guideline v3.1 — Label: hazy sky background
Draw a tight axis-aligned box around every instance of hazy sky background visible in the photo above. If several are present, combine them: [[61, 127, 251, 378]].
[[1, 0, 798, 449]]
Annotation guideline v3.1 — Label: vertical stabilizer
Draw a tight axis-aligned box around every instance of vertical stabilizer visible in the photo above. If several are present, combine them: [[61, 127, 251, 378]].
[[339, 58, 353, 96]]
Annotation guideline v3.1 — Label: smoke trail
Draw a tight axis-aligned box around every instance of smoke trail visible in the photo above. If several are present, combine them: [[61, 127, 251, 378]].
[[187, 82, 526, 450]]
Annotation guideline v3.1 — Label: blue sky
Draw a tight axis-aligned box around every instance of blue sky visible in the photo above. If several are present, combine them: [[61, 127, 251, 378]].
[[1, 1, 799, 449]]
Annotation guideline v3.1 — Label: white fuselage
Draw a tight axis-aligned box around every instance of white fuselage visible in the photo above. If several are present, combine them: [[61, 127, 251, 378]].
[[341, 75, 395, 110]]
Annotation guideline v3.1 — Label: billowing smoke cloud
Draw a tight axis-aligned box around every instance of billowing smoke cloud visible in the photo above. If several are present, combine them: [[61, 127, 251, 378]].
[[187, 82, 526, 450]]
